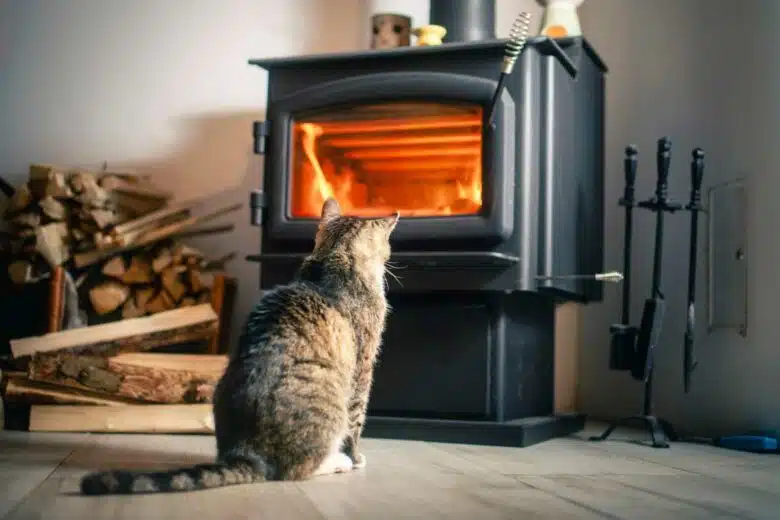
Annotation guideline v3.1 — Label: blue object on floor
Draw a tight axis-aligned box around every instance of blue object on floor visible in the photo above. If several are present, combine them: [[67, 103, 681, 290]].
[[715, 434, 778, 453]]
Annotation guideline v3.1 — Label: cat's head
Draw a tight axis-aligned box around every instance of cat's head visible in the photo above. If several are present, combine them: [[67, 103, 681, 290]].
[[313, 198, 399, 286]]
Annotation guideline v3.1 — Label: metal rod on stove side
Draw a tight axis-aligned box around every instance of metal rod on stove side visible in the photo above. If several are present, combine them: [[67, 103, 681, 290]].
[[487, 11, 532, 127], [534, 271, 624, 283]]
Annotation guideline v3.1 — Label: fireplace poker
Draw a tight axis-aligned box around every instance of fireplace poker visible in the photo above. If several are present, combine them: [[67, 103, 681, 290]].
[[683, 148, 705, 393], [487, 11, 532, 127]]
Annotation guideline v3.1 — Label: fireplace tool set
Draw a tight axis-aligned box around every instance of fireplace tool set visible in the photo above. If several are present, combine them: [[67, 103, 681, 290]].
[[590, 137, 706, 448]]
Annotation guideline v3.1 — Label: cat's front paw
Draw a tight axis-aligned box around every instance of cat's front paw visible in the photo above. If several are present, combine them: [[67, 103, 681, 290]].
[[352, 452, 367, 469]]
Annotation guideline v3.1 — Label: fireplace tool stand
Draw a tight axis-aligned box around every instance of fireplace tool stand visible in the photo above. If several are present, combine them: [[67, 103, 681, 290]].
[[590, 136, 703, 448]]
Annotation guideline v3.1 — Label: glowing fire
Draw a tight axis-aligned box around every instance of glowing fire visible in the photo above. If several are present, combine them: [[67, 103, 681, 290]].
[[290, 104, 483, 218]]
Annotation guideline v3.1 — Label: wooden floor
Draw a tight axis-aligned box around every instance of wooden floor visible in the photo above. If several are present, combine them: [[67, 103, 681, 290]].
[[1, 423, 778, 519]]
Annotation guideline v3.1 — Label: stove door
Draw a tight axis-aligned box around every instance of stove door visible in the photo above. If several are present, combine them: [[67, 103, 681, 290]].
[[264, 72, 515, 245]]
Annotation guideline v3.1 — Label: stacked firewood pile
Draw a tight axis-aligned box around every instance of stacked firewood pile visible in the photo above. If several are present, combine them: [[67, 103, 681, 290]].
[[0, 163, 240, 432], [2, 304, 228, 432], [1, 163, 239, 325]]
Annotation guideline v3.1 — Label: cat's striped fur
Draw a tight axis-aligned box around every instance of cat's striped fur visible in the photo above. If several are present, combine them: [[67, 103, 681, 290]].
[[80, 198, 399, 494]]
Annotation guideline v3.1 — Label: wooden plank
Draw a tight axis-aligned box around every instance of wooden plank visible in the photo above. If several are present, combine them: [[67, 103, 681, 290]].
[[10, 303, 217, 358], [554, 302, 581, 414], [208, 274, 235, 355], [47, 266, 65, 333], [28, 404, 215, 433]]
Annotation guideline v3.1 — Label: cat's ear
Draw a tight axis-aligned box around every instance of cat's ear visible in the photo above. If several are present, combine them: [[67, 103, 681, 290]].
[[321, 197, 341, 223], [382, 211, 400, 232]]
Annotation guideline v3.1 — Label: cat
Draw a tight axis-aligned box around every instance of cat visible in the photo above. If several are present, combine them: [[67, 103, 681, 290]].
[[80, 197, 399, 495]]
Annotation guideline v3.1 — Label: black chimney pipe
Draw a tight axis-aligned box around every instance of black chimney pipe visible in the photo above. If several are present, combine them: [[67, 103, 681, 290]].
[[429, 0, 496, 43]]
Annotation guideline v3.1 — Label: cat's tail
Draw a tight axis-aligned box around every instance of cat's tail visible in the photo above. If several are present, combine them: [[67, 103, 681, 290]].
[[80, 458, 267, 495]]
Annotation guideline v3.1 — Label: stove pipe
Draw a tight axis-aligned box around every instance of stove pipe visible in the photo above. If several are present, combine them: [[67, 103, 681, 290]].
[[429, 0, 496, 43]]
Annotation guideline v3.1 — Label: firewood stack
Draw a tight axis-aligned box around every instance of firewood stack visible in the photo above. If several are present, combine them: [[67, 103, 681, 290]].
[[2, 163, 240, 325], [3, 164, 170, 283], [82, 240, 234, 325], [0, 163, 241, 433]]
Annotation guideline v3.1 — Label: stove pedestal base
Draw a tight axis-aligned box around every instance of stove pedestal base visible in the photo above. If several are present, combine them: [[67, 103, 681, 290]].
[[363, 413, 586, 448]]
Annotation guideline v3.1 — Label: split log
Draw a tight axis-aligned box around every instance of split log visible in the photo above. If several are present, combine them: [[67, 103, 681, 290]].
[[28, 352, 228, 404], [69, 171, 110, 208], [39, 196, 66, 220], [187, 268, 211, 294], [134, 286, 156, 312], [121, 298, 144, 319], [28, 164, 72, 199], [89, 281, 130, 315], [111, 202, 194, 237], [35, 222, 70, 267], [9, 303, 218, 359], [172, 244, 204, 262], [136, 203, 242, 245], [4, 378, 139, 406], [121, 256, 153, 284], [101, 256, 126, 278], [110, 190, 168, 218], [29, 403, 215, 433], [161, 266, 186, 302], [90, 208, 118, 229], [145, 289, 175, 314], [152, 246, 173, 273]]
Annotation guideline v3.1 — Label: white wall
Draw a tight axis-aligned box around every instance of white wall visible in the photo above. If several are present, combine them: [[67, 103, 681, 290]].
[[0, 0, 539, 347], [9, 0, 774, 437], [578, 0, 780, 436]]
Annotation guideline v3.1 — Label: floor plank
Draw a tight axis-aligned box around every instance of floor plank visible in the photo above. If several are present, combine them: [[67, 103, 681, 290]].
[[2, 425, 779, 520], [0, 431, 80, 517]]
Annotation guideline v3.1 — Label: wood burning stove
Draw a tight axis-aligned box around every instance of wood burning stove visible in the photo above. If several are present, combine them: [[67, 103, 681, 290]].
[[247, 36, 607, 447]]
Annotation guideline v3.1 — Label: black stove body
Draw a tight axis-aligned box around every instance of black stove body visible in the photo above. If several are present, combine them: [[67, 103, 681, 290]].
[[247, 37, 607, 447]]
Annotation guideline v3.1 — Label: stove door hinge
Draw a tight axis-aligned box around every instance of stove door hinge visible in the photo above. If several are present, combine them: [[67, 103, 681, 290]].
[[250, 189, 266, 227], [252, 121, 270, 155]]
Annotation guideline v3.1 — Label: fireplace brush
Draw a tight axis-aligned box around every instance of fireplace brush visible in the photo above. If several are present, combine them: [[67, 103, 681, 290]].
[[487, 11, 532, 126]]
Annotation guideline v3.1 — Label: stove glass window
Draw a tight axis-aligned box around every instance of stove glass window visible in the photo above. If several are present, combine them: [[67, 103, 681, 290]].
[[289, 101, 483, 219]]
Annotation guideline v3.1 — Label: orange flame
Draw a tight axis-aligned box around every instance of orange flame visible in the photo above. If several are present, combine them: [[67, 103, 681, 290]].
[[291, 105, 483, 219]]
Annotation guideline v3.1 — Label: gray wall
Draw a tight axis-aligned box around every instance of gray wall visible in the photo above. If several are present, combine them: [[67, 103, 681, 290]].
[[577, 0, 780, 436]]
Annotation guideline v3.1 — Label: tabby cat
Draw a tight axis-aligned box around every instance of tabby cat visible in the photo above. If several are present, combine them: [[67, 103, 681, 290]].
[[80, 197, 399, 494]]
